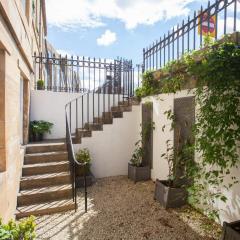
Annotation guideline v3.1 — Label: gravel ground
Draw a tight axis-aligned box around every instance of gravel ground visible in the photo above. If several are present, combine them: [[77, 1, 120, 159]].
[[36, 176, 222, 240]]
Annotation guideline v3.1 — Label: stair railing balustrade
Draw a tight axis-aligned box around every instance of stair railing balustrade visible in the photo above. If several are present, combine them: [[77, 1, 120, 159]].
[[63, 57, 138, 212]]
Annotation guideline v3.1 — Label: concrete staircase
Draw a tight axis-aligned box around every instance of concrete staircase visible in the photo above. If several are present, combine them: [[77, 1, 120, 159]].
[[16, 142, 75, 219], [74, 98, 139, 144], [16, 98, 139, 219]]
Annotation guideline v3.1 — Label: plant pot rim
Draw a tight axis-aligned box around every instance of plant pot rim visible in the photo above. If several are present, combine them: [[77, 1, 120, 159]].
[[156, 179, 183, 189], [76, 162, 91, 166], [128, 163, 150, 168]]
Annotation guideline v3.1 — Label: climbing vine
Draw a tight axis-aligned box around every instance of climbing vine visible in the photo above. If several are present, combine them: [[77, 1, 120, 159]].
[[136, 37, 240, 220], [130, 121, 155, 167], [186, 40, 240, 220]]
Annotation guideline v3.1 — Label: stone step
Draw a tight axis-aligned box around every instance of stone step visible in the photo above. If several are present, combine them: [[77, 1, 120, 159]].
[[20, 172, 71, 190], [72, 136, 81, 144], [131, 99, 140, 105], [16, 199, 75, 219], [22, 161, 69, 176], [76, 129, 92, 138], [26, 142, 66, 154], [84, 123, 103, 131], [102, 112, 112, 119], [17, 184, 72, 206], [24, 151, 68, 165], [112, 111, 123, 118], [112, 105, 132, 112], [93, 117, 113, 124], [118, 100, 131, 106]]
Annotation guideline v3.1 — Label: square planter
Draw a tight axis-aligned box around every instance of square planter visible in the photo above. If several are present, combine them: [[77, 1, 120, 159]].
[[128, 163, 150, 183], [154, 179, 187, 209], [221, 221, 240, 240], [29, 133, 43, 142]]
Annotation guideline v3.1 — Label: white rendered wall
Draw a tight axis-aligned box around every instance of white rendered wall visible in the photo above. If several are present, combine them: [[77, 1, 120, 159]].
[[30, 91, 82, 139], [30, 90, 123, 139], [74, 105, 141, 178], [142, 90, 194, 182], [143, 90, 240, 224]]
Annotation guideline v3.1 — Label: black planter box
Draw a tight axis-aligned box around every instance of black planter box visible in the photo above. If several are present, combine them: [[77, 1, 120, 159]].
[[154, 179, 187, 209], [221, 220, 240, 240], [29, 133, 43, 142], [76, 173, 95, 188], [128, 163, 151, 183]]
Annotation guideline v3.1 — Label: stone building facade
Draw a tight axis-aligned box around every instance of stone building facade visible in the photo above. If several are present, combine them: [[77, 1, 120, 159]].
[[0, 0, 47, 221]]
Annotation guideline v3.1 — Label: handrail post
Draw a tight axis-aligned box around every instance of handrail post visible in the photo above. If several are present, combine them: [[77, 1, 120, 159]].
[[84, 164, 87, 213]]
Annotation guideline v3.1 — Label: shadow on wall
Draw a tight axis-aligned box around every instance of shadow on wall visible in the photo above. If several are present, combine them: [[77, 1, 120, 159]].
[[220, 166, 240, 224], [36, 177, 214, 240]]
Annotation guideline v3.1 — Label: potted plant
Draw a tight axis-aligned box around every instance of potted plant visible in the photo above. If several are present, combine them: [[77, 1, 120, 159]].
[[128, 140, 151, 183], [37, 79, 45, 90], [221, 221, 240, 240], [29, 120, 53, 142], [75, 148, 95, 188], [154, 139, 189, 208]]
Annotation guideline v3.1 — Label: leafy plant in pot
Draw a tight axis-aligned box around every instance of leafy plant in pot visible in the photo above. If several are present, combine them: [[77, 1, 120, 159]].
[[75, 148, 94, 187], [75, 148, 91, 176], [128, 140, 150, 183], [37, 79, 45, 90], [154, 140, 187, 208], [154, 136, 192, 209], [29, 120, 53, 142]]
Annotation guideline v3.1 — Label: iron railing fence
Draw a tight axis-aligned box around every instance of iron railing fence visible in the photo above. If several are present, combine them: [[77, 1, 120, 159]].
[[34, 53, 138, 95], [143, 0, 240, 71]]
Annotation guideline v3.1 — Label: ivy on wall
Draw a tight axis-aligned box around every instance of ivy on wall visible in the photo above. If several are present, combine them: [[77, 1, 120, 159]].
[[136, 36, 240, 220]]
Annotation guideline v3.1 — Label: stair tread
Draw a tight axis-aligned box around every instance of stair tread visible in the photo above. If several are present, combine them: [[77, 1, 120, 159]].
[[21, 172, 70, 181], [77, 128, 91, 131], [25, 151, 67, 157], [23, 161, 69, 168], [18, 184, 72, 196], [16, 199, 74, 214], [27, 142, 66, 147]]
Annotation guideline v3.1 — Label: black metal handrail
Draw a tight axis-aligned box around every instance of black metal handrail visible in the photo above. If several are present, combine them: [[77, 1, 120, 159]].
[[143, 0, 239, 71], [64, 57, 137, 212], [65, 102, 88, 212]]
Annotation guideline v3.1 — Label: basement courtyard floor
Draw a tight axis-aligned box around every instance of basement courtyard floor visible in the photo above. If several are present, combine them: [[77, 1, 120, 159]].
[[36, 176, 221, 240]]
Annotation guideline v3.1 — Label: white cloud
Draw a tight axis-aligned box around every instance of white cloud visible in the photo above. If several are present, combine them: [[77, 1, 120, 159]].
[[56, 49, 73, 56], [97, 30, 117, 46], [46, 0, 194, 30]]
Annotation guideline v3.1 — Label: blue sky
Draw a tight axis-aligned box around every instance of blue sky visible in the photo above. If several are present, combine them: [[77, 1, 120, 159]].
[[46, 0, 239, 64]]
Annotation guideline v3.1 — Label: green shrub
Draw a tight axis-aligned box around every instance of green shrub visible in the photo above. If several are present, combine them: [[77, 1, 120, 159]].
[[0, 216, 36, 240], [37, 80, 44, 90], [30, 120, 54, 135], [135, 71, 160, 98]]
